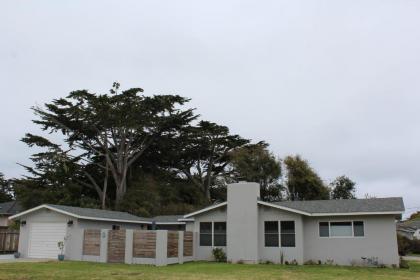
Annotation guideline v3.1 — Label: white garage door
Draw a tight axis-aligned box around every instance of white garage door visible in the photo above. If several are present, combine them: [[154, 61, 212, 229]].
[[28, 223, 67, 258]]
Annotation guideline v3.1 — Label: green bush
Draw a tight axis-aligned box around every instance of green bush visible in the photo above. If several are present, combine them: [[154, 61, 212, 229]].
[[212, 248, 227, 262], [399, 257, 409, 269]]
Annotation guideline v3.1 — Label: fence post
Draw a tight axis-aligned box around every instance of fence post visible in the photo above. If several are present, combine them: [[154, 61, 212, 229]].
[[125, 229, 133, 264], [155, 230, 168, 266], [99, 229, 109, 263], [178, 231, 184, 264]]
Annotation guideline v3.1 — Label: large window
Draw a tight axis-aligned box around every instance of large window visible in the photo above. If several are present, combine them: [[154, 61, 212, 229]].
[[214, 222, 226, 246], [200, 222, 212, 246], [280, 221, 295, 247], [319, 221, 365, 237], [264, 221, 279, 247]]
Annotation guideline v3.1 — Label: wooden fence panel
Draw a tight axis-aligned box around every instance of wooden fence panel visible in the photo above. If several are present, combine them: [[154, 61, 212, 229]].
[[133, 230, 156, 258], [0, 230, 19, 253], [107, 230, 126, 263], [82, 229, 100, 256], [183, 231, 193, 257], [167, 231, 178, 258]]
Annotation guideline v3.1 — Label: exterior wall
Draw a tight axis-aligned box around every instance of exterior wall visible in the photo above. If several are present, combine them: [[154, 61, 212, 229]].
[[16, 209, 71, 258], [77, 219, 147, 230], [258, 205, 304, 264], [187, 206, 227, 261], [227, 182, 260, 264], [303, 215, 399, 266], [0, 216, 11, 227], [414, 229, 420, 240]]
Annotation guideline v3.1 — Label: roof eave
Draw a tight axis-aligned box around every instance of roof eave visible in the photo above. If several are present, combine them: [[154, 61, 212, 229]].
[[183, 202, 227, 218]]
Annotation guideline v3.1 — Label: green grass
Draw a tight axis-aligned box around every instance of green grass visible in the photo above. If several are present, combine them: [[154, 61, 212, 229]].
[[0, 261, 419, 280]]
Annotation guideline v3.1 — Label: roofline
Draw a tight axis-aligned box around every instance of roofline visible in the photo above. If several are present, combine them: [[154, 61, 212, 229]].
[[258, 201, 312, 216], [153, 222, 186, 225], [183, 202, 227, 218], [258, 201, 403, 217], [8, 204, 153, 224], [178, 218, 194, 222]]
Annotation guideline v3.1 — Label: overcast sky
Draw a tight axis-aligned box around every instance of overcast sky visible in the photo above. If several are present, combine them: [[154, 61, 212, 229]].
[[1, 0, 419, 217]]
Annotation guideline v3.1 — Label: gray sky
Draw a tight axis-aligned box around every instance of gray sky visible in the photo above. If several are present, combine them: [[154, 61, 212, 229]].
[[1, 0, 419, 217]]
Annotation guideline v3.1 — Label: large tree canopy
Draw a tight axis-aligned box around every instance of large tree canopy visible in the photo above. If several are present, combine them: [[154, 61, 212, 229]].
[[283, 155, 330, 201], [169, 121, 249, 202], [23, 83, 196, 209], [0, 173, 13, 203], [230, 142, 283, 201]]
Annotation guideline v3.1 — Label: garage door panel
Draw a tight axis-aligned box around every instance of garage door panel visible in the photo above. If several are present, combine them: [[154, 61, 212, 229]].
[[29, 223, 67, 259]]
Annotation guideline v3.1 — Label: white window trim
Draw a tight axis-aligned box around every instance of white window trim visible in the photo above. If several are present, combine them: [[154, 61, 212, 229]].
[[318, 220, 366, 239]]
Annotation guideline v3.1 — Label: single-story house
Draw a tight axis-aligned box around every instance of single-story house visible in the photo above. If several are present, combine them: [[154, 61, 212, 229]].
[[0, 201, 22, 228], [397, 220, 420, 240], [182, 182, 404, 266], [9, 204, 184, 259]]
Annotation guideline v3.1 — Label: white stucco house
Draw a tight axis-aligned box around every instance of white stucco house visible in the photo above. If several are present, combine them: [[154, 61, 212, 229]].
[[9, 182, 404, 266], [182, 182, 404, 266], [397, 220, 420, 240]]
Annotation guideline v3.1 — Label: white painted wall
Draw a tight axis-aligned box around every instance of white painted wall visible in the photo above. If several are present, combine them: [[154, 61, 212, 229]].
[[303, 215, 399, 266]]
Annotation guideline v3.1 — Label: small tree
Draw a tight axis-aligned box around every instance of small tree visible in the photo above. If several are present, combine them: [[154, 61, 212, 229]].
[[330, 175, 356, 199]]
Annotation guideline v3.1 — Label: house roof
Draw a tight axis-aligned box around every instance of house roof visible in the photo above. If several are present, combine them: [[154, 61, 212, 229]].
[[400, 219, 420, 230], [0, 201, 22, 215], [267, 197, 405, 216], [183, 198, 404, 218], [9, 204, 184, 225]]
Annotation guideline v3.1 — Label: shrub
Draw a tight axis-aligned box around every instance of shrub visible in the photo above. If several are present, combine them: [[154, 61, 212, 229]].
[[397, 235, 411, 256], [212, 248, 226, 262], [399, 257, 409, 269], [304, 260, 316, 265]]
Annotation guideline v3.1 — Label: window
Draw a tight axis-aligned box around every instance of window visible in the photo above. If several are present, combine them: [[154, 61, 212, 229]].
[[330, 222, 352, 237], [319, 221, 365, 238], [112, 225, 120, 230], [200, 222, 212, 246], [280, 221, 295, 247], [319, 222, 329, 237], [353, 221, 364, 237], [264, 221, 279, 247], [214, 222, 226, 246]]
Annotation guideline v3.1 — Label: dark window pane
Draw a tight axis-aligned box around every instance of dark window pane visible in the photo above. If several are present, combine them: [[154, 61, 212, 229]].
[[265, 234, 279, 247], [281, 234, 295, 247], [200, 234, 212, 246], [265, 221, 278, 234], [281, 221, 295, 234], [214, 234, 226, 246], [200, 222, 212, 234], [214, 222, 226, 234], [353, 221, 364, 237], [319, 222, 329, 237]]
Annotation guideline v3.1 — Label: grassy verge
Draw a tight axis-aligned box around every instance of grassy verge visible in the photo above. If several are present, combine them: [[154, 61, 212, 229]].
[[0, 261, 419, 280]]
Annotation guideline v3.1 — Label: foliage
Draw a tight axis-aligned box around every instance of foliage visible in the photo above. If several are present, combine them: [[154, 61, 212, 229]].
[[230, 142, 283, 201], [397, 234, 420, 255], [330, 175, 356, 199], [212, 247, 227, 262], [283, 155, 330, 200], [169, 120, 249, 201], [399, 257, 410, 269], [0, 173, 13, 202], [409, 212, 420, 220]]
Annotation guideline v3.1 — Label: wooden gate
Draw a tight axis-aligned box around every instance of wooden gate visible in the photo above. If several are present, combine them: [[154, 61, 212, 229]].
[[107, 230, 126, 263], [0, 230, 19, 253]]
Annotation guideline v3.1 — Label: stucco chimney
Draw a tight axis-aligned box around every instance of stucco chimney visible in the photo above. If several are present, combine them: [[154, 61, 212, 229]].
[[226, 181, 260, 263]]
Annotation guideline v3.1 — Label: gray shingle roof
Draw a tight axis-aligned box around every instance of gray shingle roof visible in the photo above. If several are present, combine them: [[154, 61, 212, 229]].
[[401, 219, 420, 229], [270, 197, 404, 214], [0, 201, 22, 215], [46, 204, 153, 223], [151, 215, 184, 223]]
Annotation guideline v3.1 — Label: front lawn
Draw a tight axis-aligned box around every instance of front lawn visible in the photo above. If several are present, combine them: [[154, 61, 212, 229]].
[[0, 261, 419, 280]]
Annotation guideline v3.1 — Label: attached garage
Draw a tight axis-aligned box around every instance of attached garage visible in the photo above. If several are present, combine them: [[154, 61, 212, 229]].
[[9, 204, 185, 260], [28, 222, 67, 258]]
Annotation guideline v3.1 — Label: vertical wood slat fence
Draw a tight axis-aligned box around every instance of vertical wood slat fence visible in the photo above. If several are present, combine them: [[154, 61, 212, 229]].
[[81, 229, 194, 266], [0, 230, 19, 253]]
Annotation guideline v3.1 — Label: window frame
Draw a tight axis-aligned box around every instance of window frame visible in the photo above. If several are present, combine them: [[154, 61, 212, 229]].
[[199, 221, 227, 247], [318, 220, 365, 238], [264, 221, 279, 247], [213, 222, 227, 247], [280, 220, 296, 247]]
